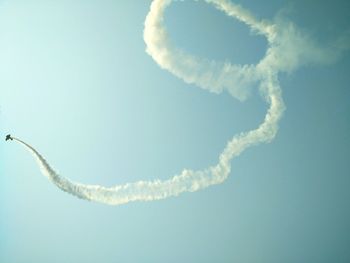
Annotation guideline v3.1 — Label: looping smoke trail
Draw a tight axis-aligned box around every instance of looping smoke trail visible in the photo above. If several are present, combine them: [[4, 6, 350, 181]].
[[13, 0, 332, 205]]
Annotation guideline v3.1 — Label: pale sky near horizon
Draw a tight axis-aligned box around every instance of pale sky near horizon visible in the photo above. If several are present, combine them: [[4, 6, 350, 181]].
[[1, 0, 350, 262]]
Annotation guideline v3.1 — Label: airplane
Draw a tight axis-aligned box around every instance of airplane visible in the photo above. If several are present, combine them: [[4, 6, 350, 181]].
[[5, 134, 13, 141]]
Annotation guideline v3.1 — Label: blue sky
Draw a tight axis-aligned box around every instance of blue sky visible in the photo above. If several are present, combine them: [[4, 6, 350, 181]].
[[1, 0, 350, 262]]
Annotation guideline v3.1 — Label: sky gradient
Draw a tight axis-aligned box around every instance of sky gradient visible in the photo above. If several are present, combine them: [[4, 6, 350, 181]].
[[1, 0, 350, 262]]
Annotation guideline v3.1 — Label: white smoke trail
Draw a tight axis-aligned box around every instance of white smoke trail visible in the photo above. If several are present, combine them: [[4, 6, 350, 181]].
[[13, 0, 338, 205]]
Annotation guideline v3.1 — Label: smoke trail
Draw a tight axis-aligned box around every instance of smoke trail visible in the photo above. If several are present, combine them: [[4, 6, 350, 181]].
[[13, 0, 337, 205]]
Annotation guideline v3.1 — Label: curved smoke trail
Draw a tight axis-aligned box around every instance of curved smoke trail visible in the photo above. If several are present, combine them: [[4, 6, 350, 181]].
[[13, 0, 337, 205]]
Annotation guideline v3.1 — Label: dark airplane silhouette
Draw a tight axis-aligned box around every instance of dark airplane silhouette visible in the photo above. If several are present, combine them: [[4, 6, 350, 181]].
[[5, 134, 13, 141]]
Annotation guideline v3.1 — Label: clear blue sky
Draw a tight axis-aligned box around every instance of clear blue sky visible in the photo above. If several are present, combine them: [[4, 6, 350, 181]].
[[1, 0, 349, 262]]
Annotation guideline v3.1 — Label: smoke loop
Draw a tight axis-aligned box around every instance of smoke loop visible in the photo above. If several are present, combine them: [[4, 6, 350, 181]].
[[14, 0, 333, 205]]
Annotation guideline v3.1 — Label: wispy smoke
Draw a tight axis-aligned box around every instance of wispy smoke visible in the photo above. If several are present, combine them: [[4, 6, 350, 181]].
[[13, 0, 343, 205]]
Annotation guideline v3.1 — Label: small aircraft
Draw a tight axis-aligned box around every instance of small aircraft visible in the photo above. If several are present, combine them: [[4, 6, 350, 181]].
[[5, 134, 13, 141]]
